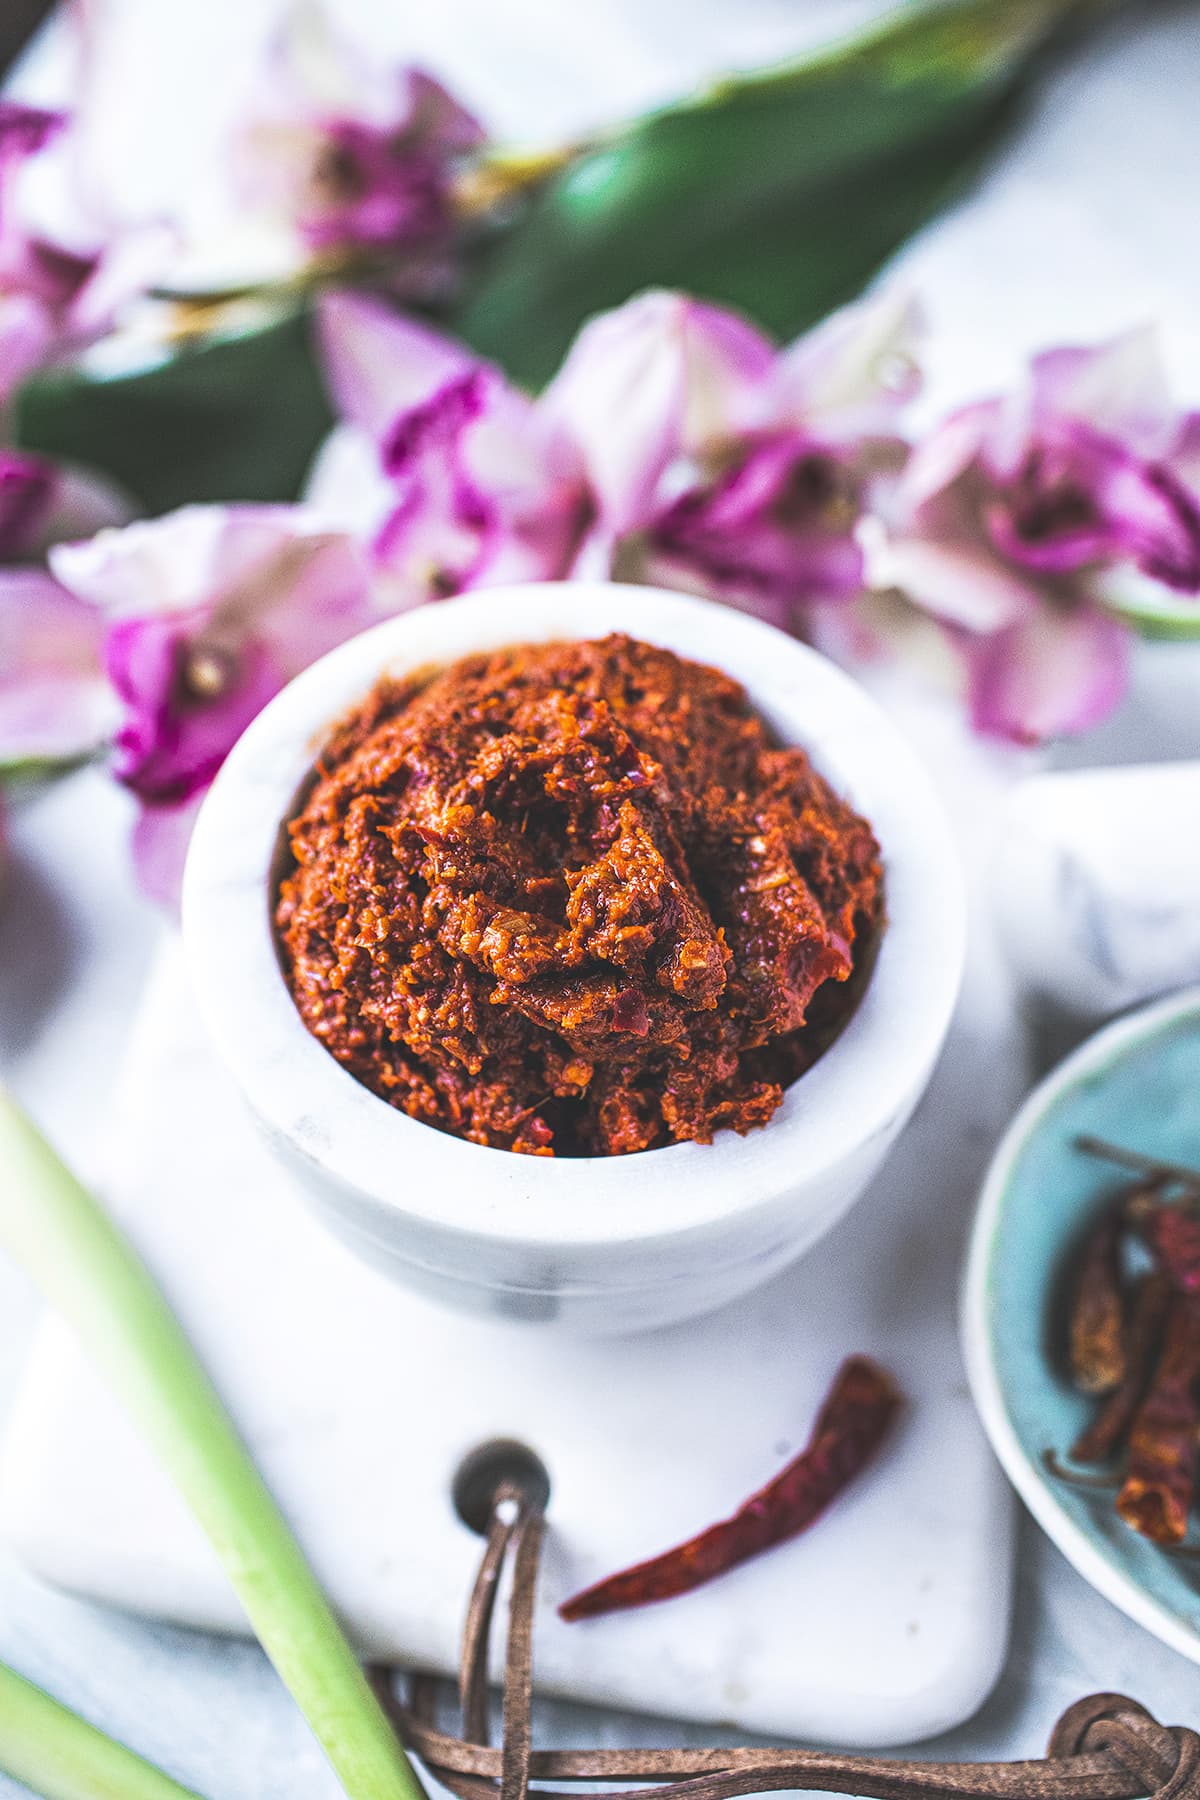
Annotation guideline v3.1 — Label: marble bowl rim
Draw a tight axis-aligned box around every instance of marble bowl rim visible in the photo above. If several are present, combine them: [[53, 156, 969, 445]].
[[182, 580, 965, 1252], [960, 984, 1200, 1666]]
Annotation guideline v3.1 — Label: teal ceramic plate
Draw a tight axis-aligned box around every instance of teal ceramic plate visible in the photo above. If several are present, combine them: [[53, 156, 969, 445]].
[[962, 988, 1200, 1661]]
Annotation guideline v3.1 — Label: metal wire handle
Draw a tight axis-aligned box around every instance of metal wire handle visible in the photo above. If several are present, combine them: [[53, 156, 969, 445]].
[[381, 1478, 1200, 1800]]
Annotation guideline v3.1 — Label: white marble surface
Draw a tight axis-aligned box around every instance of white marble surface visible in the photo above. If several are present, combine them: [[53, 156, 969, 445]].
[[0, 653, 1196, 1800], [0, 908, 1010, 1747], [3, 2, 1200, 1797]]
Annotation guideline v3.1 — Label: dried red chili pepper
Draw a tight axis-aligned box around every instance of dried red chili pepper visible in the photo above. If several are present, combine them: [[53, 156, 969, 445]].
[[1070, 1271, 1171, 1465], [558, 1356, 901, 1621], [1067, 1204, 1127, 1395], [1135, 1203, 1200, 1294], [1116, 1294, 1200, 1545]]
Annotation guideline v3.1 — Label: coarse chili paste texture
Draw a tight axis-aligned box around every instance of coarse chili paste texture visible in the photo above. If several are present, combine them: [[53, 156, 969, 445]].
[[276, 635, 882, 1157]]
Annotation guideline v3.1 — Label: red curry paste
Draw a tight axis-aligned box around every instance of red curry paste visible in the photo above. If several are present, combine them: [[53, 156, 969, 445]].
[[276, 634, 881, 1157]]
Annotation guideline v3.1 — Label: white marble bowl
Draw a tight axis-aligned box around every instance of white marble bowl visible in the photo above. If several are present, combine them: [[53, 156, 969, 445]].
[[182, 583, 964, 1333]]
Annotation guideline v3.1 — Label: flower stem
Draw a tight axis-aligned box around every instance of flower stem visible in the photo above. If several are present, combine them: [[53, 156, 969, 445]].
[[0, 1088, 425, 1800], [0, 1660, 204, 1800]]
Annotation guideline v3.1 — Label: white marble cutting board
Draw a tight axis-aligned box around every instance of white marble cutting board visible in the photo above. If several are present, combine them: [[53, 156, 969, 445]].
[[0, 870, 1018, 1748]]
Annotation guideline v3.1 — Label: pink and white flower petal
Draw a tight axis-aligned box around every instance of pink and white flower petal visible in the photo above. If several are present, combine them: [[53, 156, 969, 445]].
[[304, 421, 397, 539], [238, 8, 483, 258], [374, 369, 587, 597], [545, 290, 774, 536], [0, 96, 171, 379], [374, 371, 502, 593], [50, 502, 339, 619], [129, 789, 208, 911], [771, 286, 923, 441], [1167, 411, 1200, 495], [63, 219, 175, 344], [890, 402, 993, 521], [103, 615, 284, 801], [293, 123, 446, 253], [648, 436, 865, 613], [1026, 327, 1176, 460], [811, 585, 965, 687], [0, 567, 112, 765], [862, 521, 1040, 633], [965, 601, 1130, 745], [463, 384, 588, 583], [316, 290, 475, 439], [251, 5, 484, 146], [0, 293, 54, 404], [984, 423, 1200, 590], [0, 102, 64, 168]]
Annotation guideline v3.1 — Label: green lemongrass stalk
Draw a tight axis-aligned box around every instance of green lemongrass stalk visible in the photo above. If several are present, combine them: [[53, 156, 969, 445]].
[[0, 1088, 425, 1800], [0, 1659, 204, 1800]]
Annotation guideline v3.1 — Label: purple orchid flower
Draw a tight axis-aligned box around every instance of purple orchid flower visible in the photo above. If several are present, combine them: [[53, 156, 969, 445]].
[[544, 286, 922, 627], [238, 7, 484, 284], [50, 504, 375, 805], [308, 286, 915, 622], [308, 291, 592, 600], [0, 103, 73, 395], [0, 101, 170, 404], [46, 505, 377, 901], [864, 328, 1200, 743]]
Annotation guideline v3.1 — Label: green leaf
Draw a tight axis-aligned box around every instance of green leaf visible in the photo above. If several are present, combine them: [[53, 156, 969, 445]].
[[451, 0, 1102, 386], [15, 310, 334, 516]]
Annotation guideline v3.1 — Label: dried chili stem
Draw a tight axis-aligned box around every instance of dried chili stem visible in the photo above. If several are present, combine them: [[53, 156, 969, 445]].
[[1041, 1449, 1122, 1490], [1067, 1205, 1126, 1394], [559, 1356, 901, 1621], [1071, 1272, 1171, 1466], [1074, 1136, 1200, 1194], [1116, 1293, 1200, 1545], [0, 1089, 424, 1800]]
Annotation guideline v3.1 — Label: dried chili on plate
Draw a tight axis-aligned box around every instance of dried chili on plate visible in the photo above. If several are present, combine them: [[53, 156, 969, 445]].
[[1047, 1140, 1200, 1548], [1070, 1271, 1170, 1466], [1067, 1205, 1127, 1395], [559, 1356, 902, 1621], [1116, 1294, 1200, 1545]]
